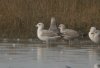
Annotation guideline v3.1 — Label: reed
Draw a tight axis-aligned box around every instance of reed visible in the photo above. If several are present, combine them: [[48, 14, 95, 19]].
[[0, 0, 99, 38]]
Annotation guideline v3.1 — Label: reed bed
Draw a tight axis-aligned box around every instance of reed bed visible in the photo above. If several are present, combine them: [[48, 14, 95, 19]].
[[0, 0, 100, 38]]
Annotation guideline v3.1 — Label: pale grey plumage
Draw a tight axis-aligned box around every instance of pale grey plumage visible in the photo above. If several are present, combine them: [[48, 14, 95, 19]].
[[59, 24, 79, 40], [36, 23, 61, 42], [49, 17, 60, 34], [89, 27, 100, 43]]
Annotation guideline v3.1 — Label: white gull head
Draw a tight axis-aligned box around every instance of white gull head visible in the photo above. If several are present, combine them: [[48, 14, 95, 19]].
[[58, 24, 66, 32], [36, 23, 44, 29], [90, 27, 96, 33]]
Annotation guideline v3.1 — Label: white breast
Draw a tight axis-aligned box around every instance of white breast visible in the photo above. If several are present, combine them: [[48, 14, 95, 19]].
[[89, 29, 100, 43]]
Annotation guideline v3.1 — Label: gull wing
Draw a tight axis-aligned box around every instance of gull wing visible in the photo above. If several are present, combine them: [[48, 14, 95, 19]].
[[62, 29, 79, 37], [41, 30, 58, 37]]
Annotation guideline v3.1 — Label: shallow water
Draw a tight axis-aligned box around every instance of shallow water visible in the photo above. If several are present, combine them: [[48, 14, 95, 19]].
[[0, 41, 100, 68]]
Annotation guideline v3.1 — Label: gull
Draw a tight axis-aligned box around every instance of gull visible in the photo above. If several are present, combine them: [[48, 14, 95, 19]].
[[58, 24, 79, 45], [94, 63, 100, 68], [89, 27, 100, 44], [49, 17, 61, 34], [36, 23, 61, 45]]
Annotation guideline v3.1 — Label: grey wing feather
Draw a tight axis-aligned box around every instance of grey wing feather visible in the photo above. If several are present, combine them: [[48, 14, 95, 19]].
[[63, 29, 79, 37], [41, 30, 58, 37], [49, 17, 61, 34]]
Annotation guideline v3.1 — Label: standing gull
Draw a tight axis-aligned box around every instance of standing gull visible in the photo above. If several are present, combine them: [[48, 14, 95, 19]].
[[36, 23, 61, 44], [58, 24, 79, 44], [49, 17, 61, 34], [89, 27, 100, 44]]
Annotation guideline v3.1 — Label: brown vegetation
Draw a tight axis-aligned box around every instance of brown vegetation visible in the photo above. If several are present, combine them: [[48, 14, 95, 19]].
[[0, 0, 100, 38]]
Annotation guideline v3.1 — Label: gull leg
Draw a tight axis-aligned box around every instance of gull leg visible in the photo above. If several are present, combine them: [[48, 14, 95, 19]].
[[91, 42, 95, 48], [92, 42, 97, 48], [97, 44, 100, 48], [68, 40, 71, 47], [46, 40, 50, 48]]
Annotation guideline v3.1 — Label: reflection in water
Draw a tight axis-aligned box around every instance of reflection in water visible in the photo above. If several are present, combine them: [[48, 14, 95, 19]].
[[37, 47, 43, 68], [88, 48, 100, 68], [12, 43, 16, 48], [0, 43, 100, 68], [37, 47, 43, 60]]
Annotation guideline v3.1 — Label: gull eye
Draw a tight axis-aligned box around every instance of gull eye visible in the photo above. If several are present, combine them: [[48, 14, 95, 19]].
[[91, 33, 94, 34]]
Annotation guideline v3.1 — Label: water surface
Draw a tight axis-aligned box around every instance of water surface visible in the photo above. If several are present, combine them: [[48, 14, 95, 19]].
[[0, 41, 99, 68]]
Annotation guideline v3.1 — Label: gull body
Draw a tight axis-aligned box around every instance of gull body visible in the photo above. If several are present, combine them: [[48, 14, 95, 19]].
[[89, 27, 100, 43], [49, 17, 60, 34], [58, 24, 79, 40], [36, 23, 61, 43]]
